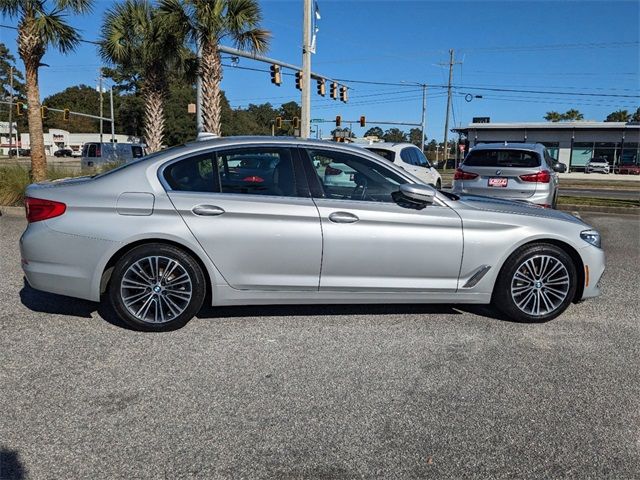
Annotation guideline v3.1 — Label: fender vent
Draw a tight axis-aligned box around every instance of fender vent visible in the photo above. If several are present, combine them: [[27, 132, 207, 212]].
[[463, 265, 491, 288]]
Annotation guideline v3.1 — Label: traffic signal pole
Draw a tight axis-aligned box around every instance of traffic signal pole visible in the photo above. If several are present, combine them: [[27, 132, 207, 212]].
[[301, 0, 312, 138]]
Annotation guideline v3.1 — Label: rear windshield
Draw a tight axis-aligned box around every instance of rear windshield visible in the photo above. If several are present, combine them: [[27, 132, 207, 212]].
[[365, 148, 395, 162], [464, 149, 541, 168]]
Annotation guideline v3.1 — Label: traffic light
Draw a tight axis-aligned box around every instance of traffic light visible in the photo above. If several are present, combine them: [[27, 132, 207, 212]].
[[330, 82, 338, 100], [316, 79, 325, 96], [275, 116, 282, 129], [16, 102, 25, 116], [335, 115, 341, 127], [63, 108, 70, 121], [340, 86, 348, 103], [270, 64, 281, 86], [359, 116, 366, 127], [292, 117, 300, 130], [41, 105, 48, 119], [295, 71, 303, 90]]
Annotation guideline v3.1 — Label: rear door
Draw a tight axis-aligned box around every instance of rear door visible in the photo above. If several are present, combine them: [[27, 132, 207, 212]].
[[459, 148, 541, 199], [165, 146, 322, 290]]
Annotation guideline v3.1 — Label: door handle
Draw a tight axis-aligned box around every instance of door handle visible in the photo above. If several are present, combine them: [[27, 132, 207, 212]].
[[328, 211, 359, 224], [192, 204, 225, 216]]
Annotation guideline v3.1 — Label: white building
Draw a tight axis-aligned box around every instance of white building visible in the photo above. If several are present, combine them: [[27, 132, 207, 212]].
[[453, 121, 640, 172], [0, 121, 19, 154], [19, 129, 141, 155]]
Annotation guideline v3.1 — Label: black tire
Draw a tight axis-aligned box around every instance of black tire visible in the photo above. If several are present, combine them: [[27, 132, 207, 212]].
[[492, 243, 577, 323], [551, 193, 558, 209], [436, 179, 442, 190], [108, 243, 206, 331]]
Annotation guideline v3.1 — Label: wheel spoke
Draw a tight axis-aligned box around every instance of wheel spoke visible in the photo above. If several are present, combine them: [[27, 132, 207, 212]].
[[123, 290, 151, 306], [511, 254, 570, 317]]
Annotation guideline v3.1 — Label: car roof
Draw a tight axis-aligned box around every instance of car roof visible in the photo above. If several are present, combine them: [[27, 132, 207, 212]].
[[470, 142, 545, 153], [361, 142, 417, 152]]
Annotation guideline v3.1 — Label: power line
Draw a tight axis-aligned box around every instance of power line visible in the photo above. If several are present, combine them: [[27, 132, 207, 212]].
[[452, 85, 640, 98]]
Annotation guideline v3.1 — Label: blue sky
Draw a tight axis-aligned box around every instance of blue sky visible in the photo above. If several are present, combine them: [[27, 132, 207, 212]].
[[2, 0, 639, 141]]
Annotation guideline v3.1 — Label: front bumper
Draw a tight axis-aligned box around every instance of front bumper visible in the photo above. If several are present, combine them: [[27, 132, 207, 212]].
[[579, 244, 605, 300]]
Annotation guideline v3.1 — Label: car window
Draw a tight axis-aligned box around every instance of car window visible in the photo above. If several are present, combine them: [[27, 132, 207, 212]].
[[464, 149, 541, 168], [306, 148, 407, 202], [163, 153, 217, 192], [131, 146, 144, 158], [414, 148, 430, 168], [217, 147, 296, 197], [365, 148, 395, 162], [400, 147, 416, 165], [86, 144, 97, 157]]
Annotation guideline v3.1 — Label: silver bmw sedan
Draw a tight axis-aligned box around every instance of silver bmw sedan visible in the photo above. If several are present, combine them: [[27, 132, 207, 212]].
[[20, 137, 604, 331]]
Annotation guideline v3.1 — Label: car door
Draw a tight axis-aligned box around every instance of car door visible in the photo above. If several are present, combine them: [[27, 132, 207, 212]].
[[413, 148, 438, 186], [400, 147, 432, 185], [301, 147, 463, 292], [164, 146, 322, 291]]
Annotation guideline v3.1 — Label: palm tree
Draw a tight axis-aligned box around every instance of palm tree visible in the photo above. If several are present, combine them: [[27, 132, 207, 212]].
[[1, 0, 93, 182], [159, 0, 270, 135], [100, 0, 189, 152]]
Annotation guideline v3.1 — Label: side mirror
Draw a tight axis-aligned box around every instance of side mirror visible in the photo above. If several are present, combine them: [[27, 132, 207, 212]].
[[393, 183, 435, 209], [553, 162, 567, 173]]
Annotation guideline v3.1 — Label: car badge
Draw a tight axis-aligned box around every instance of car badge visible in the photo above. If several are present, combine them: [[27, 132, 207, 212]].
[[496, 170, 502, 176]]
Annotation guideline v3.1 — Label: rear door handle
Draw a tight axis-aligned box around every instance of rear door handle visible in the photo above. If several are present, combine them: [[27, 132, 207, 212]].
[[328, 211, 359, 224], [192, 204, 225, 216]]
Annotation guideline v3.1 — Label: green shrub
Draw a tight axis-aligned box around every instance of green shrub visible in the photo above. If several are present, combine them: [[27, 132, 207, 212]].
[[0, 165, 83, 206]]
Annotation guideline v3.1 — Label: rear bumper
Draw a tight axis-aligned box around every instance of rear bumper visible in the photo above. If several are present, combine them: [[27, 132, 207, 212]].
[[20, 222, 118, 301], [451, 183, 554, 206]]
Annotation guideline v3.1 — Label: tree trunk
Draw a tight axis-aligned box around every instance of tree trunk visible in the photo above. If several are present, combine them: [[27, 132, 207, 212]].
[[18, 18, 47, 182], [143, 70, 165, 153], [200, 40, 222, 135]]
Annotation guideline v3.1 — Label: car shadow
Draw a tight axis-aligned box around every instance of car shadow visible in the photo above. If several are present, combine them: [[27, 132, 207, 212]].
[[0, 447, 27, 480], [19, 280, 133, 330], [20, 278, 512, 329]]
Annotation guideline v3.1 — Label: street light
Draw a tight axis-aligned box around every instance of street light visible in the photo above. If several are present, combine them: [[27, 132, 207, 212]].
[[401, 81, 427, 152]]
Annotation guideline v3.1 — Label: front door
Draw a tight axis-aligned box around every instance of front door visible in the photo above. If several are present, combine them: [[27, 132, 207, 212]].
[[165, 146, 322, 290], [302, 147, 463, 292]]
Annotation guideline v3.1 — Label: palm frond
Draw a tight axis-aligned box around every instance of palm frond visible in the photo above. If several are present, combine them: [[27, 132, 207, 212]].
[[33, 10, 81, 54], [232, 27, 270, 53], [0, 0, 22, 17], [54, 0, 93, 15]]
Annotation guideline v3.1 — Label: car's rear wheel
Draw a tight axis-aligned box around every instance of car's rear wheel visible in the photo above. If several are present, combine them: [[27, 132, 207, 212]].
[[492, 243, 577, 323], [436, 179, 442, 190], [109, 244, 206, 331]]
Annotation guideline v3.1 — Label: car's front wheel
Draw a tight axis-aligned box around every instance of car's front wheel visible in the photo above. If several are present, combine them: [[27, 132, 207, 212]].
[[492, 243, 577, 323], [108, 243, 206, 331]]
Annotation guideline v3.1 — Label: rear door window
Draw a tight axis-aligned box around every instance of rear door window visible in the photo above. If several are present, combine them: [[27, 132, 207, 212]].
[[163, 153, 217, 192], [217, 147, 297, 197], [464, 149, 541, 168]]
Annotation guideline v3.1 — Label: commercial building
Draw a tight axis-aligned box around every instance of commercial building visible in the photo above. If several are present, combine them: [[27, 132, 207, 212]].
[[453, 121, 640, 172], [18, 129, 141, 156]]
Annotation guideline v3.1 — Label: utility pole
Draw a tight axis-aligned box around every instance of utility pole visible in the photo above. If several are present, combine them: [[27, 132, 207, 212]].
[[420, 84, 427, 151], [442, 49, 454, 171], [300, 0, 312, 138], [8, 66, 13, 156], [109, 86, 115, 143], [98, 71, 104, 143]]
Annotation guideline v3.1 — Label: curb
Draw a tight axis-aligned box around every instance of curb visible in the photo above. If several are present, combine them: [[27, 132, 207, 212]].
[[0, 206, 24, 217], [558, 204, 639, 216]]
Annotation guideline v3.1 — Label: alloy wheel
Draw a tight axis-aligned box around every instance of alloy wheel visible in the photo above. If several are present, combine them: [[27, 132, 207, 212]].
[[510, 255, 570, 317]]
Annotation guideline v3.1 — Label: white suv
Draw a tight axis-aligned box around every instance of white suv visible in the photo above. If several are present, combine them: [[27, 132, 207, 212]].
[[362, 142, 442, 189]]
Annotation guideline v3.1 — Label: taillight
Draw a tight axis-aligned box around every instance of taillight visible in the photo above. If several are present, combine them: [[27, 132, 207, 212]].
[[325, 166, 343, 176], [453, 168, 478, 180], [24, 197, 66, 223], [242, 175, 264, 183], [519, 171, 551, 183], [96, 146, 101, 157]]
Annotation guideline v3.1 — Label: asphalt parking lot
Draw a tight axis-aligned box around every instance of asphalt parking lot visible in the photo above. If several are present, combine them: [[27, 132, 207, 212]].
[[1, 212, 638, 479]]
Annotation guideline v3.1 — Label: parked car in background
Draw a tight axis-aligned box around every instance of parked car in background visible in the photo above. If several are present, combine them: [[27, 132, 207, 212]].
[[362, 142, 442, 189], [54, 148, 74, 158], [585, 157, 610, 174], [21, 137, 604, 331], [615, 162, 640, 175], [8, 148, 30, 157], [81, 142, 146, 170], [452, 143, 564, 208]]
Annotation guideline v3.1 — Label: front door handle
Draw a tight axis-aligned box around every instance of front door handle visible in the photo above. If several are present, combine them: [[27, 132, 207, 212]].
[[328, 211, 359, 224], [192, 204, 225, 216]]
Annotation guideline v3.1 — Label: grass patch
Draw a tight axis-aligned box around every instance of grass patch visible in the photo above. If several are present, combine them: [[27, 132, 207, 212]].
[[558, 196, 639, 209], [0, 165, 83, 206]]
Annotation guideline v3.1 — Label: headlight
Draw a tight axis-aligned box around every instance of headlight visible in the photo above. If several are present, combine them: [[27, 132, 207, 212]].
[[580, 229, 601, 248]]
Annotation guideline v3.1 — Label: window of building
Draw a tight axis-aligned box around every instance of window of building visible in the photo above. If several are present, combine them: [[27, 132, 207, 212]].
[[570, 142, 593, 171]]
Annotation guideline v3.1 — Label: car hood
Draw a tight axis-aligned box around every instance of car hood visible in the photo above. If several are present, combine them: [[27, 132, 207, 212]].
[[453, 194, 586, 225]]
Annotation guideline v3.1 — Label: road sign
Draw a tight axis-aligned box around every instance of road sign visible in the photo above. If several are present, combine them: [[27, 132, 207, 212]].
[[311, 118, 324, 123]]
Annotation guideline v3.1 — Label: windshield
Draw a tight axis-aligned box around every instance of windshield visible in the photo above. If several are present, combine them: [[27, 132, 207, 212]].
[[365, 148, 395, 162], [464, 149, 541, 168]]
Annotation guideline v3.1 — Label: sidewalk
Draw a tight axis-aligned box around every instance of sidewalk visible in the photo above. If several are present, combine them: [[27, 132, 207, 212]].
[[559, 172, 640, 182]]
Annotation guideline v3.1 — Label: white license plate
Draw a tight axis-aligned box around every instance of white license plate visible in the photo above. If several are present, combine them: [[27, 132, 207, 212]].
[[488, 177, 508, 187]]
